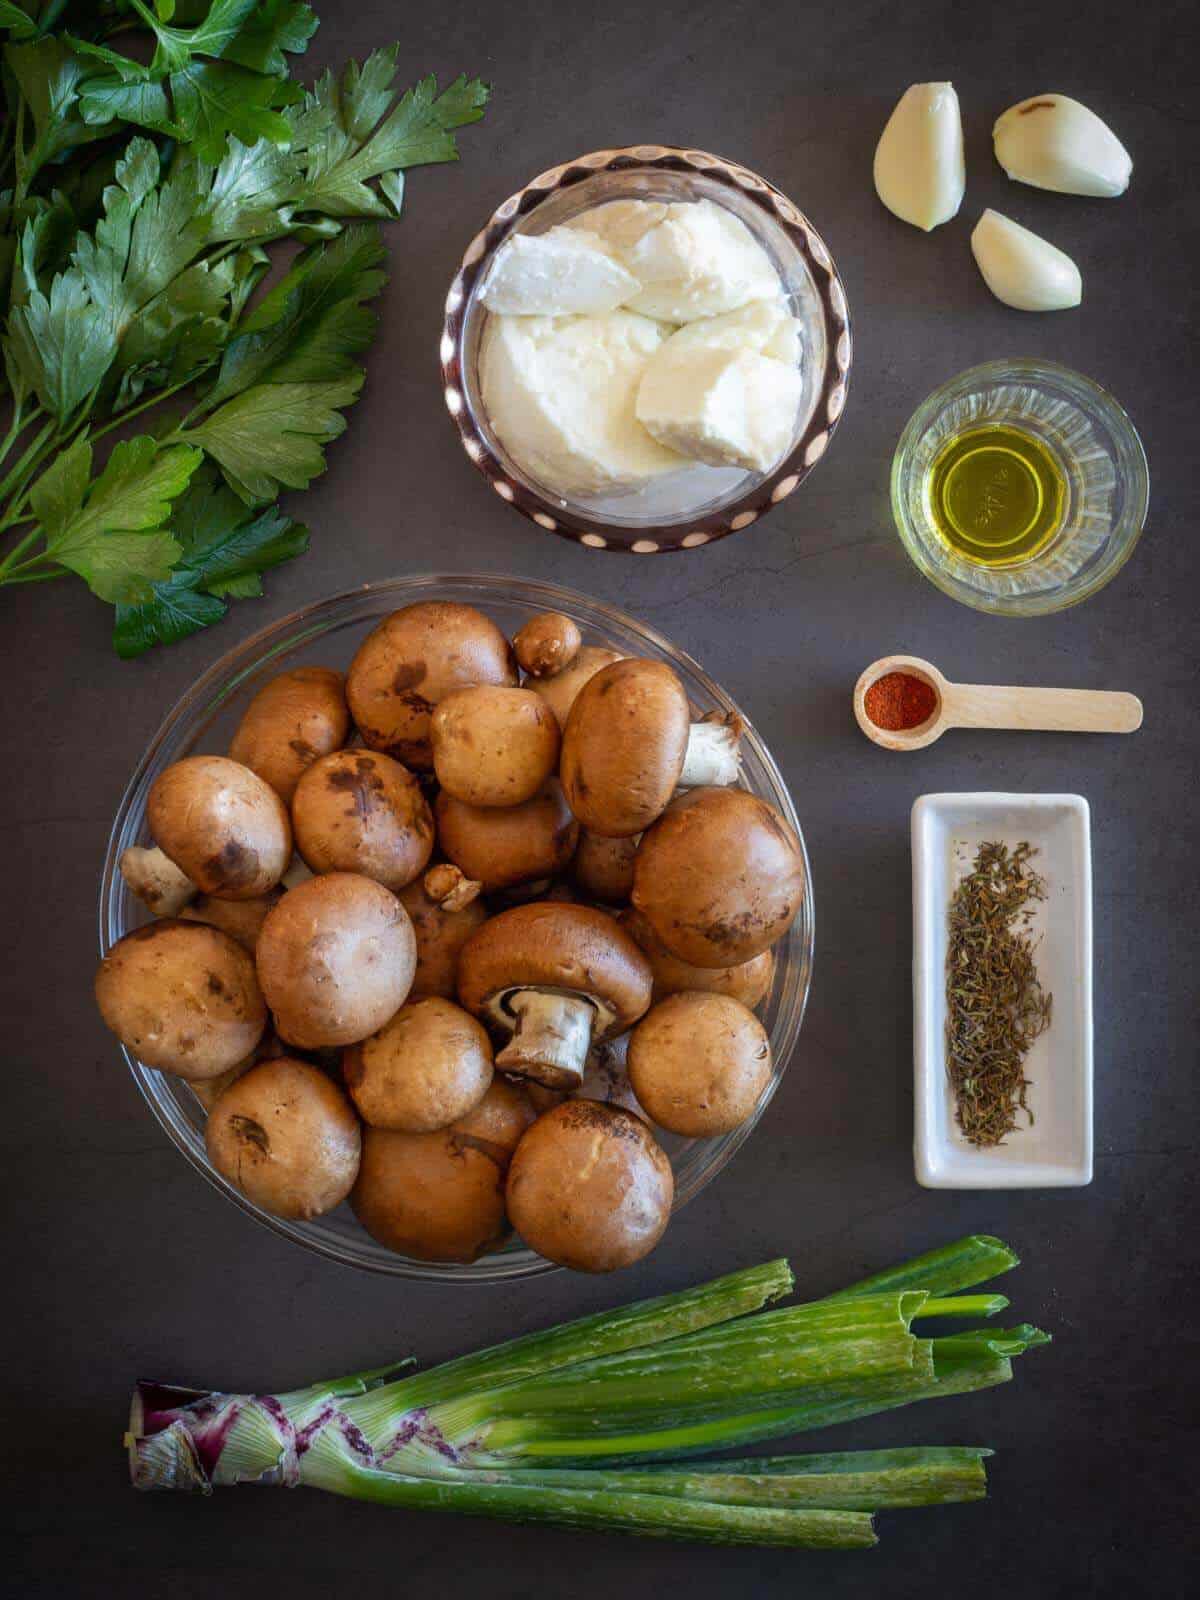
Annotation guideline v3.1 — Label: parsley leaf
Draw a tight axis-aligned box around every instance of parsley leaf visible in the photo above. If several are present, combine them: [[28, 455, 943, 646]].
[[113, 463, 309, 656], [72, 139, 211, 345], [203, 223, 384, 403], [180, 371, 363, 502], [290, 52, 489, 217], [5, 265, 118, 418], [131, 0, 263, 74], [0, 3, 39, 39], [222, 0, 317, 76], [29, 433, 202, 602], [5, 35, 117, 179], [169, 57, 296, 162]]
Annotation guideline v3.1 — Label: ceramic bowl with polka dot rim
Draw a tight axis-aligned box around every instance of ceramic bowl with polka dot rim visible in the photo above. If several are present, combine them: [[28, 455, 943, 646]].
[[441, 147, 852, 554]]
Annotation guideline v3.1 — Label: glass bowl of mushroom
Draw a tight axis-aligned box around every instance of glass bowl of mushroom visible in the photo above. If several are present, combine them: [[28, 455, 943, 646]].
[[99, 575, 814, 1282]]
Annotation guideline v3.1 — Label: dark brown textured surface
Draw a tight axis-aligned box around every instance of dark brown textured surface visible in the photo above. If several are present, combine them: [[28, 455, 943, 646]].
[[3, 1, 1197, 1594]]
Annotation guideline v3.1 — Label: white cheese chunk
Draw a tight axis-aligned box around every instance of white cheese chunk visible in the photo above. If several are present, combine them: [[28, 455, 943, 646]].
[[564, 199, 669, 253], [620, 200, 780, 322], [636, 345, 802, 473], [664, 297, 802, 367], [480, 310, 687, 495], [478, 226, 641, 316]]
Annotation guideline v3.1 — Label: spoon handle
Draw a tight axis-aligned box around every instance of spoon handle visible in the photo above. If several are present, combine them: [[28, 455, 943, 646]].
[[944, 682, 1143, 734]]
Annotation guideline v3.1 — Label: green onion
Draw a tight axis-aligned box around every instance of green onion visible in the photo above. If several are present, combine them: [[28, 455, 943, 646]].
[[827, 1234, 1020, 1300], [126, 1236, 1047, 1549]]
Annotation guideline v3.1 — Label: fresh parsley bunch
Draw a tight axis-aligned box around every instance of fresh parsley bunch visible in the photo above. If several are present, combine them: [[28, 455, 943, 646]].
[[0, 1, 487, 653]]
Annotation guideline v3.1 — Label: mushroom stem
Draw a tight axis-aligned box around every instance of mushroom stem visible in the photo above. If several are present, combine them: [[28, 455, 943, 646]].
[[495, 991, 596, 1089], [679, 717, 742, 788], [119, 845, 196, 917], [424, 863, 483, 912]]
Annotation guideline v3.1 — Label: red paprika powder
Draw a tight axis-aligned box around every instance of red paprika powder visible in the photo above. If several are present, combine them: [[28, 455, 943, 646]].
[[864, 671, 937, 731]]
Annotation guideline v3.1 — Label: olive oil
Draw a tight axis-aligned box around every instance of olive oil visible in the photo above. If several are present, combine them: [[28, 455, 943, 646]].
[[927, 424, 1066, 567]]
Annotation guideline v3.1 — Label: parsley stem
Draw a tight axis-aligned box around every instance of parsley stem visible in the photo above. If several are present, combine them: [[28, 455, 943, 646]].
[[0, 527, 45, 575], [0, 415, 56, 522], [0, 399, 33, 470], [89, 374, 209, 445], [0, 565, 65, 585]]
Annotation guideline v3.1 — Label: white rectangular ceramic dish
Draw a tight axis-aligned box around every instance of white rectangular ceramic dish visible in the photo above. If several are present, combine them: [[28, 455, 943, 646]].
[[912, 792, 1093, 1189]]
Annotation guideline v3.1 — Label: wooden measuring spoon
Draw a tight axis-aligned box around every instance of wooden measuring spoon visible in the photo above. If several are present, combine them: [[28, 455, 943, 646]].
[[853, 654, 1143, 751]]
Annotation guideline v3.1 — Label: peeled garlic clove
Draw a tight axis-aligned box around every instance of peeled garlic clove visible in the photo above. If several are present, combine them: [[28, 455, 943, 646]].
[[993, 94, 1131, 197], [873, 82, 965, 231], [970, 209, 1082, 312]]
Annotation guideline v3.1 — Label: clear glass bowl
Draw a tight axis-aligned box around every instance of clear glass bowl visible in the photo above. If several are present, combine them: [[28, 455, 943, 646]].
[[891, 359, 1149, 616], [99, 576, 814, 1283], [440, 146, 852, 553]]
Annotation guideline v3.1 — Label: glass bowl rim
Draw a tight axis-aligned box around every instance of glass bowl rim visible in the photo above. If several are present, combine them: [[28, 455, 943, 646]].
[[98, 573, 815, 1284], [890, 357, 1150, 617], [439, 144, 853, 554]]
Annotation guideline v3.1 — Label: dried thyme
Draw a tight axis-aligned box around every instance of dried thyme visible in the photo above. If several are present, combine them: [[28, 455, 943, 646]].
[[945, 840, 1053, 1147]]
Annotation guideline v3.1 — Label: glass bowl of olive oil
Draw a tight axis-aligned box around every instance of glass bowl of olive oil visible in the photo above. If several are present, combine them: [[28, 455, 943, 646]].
[[891, 360, 1148, 616]]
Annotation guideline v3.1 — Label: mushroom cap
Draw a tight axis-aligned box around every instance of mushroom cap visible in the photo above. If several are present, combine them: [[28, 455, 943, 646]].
[[95, 920, 266, 1079], [571, 829, 639, 905], [291, 749, 434, 891], [457, 902, 652, 1040], [435, 780, 578, 892], [431, 685, 560, 807], [561, 659, 691, 837], [179, 890, 281, 955], [228, 667, 350, 804], [513, 611, 582, 678], [395, 873, 489, 1000], [505, 1101, 673, 1272], [148, 755, 292, 899], [350, 1078, 534, 1263], [256, 872, 416, 1049], [632, 787, 805, 967], [620, 906, 775, 1008], [529, 645, 623, 731], [346, 602, 517, 769], [627, 991, 771, 1136], [343, 996, 493, 1131], [205, 1057, 361, 1220]]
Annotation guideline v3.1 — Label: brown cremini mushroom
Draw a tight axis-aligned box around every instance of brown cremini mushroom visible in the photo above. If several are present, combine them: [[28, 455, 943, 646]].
[[346, 602, 516, 768], [505, 1101, 673, 1272], [343, 997, 493, 1131], [632, 787, 805, 967], [627, 992, 771, 1136], [179, 889, 281, 954], [620, 906, 775, 1009], [529, 645, 623, 731], [228, 667, 350, 804], [457, 903, 652, 1089], [435, 780, 578, 893], [94, 920, 266, 1079], [205, 1057, 361, 1220], [513, 612, 582, 678], [560, 660, 741, 838], [291, 749, 433, 891], [256, 872, 416, 1048], [350, 1078, 534, 1262], [148, 755, 292, 900], [571, 830, 639, 904], [396, 865, 488, 1000], [431, 685, 559, 807], [189, 1031, 285, 1113]]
